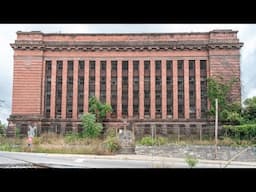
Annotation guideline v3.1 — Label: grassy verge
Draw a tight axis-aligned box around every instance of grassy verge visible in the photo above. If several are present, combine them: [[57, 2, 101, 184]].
[[0, 133, 120, 155], [136, 136, 256, 147]]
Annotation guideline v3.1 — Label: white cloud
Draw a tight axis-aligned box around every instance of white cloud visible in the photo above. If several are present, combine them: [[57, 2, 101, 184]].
[[246, 88, 256, 99]]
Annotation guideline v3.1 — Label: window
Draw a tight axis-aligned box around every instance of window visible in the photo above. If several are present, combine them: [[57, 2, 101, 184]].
[[133, 61, 139, 71], [79, 60, 84, 69], [68, 61, 73, 70]]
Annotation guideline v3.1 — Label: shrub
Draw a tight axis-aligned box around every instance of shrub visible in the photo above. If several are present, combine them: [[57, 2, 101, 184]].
[[81, 113, 103, 138], [223, 124, 256, 140], [139, 136, 156, 146], [102, 136, 120, 153], [139, 136, 168, 146], [0, 122, 6, 136], [185, 155, 199, 168]]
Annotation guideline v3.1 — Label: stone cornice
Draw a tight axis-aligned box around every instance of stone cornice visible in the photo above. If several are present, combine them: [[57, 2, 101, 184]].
[[10, 40, 243, 51]]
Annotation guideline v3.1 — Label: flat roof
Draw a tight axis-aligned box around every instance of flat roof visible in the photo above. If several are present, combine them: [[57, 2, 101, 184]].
[[16, 29, 238, 36]]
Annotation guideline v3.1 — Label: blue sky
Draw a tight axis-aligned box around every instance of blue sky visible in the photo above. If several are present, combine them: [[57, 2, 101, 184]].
[[0, 24, 255, 124]]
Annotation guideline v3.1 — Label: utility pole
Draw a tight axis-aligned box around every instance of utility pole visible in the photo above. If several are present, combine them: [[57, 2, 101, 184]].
[[215, 98, 218, 160]]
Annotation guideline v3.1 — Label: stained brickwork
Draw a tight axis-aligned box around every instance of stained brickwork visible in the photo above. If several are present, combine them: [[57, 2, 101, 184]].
[[8, 30, 243, 135]]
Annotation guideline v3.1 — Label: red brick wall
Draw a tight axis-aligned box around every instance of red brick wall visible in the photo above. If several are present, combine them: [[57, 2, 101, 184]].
[[11, 30, 242, 121], [209, 49, 241, 103], [12, 50, 43, 115]]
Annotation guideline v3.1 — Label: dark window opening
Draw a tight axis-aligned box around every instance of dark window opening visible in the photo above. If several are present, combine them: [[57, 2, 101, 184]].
[[111, 61, 117, 118], [100, 61, 106, 103], [79, 60, 84, 70], [44, 60, 52, 118], [144, 61, 151, 116], [166, 60, 173, 117], [178, 60, 184, 76], [200, 60, 207, 118], [122, 62, 128, 116], [55, 61, 63, 118], [178, 76, 184, 118], [189, 64, 196, 119]]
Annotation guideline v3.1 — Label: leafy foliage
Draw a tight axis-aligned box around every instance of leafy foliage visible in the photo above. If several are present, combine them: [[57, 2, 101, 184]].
[[139, 136, 168, 146], [207, 77, 241, 123], [243, 96, 256, 122], [0, 121, 6, 136], [223, 124, 256, 140], [185, 155, 199, 168], [80, 113, 103, 138], [89, 97, 112, 122]]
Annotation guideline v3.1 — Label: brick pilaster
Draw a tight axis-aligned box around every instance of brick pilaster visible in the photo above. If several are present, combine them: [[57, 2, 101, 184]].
[[172, 60, 178, 120], [50, 59, 56, 119]]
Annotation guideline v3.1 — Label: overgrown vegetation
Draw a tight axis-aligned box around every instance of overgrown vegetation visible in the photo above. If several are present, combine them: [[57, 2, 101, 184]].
[[80, 113, 103, 138], [88, 96, 112, 123], [223, 124, 256, 141], [102, 136, 120, 153], [207, 77, 242, 123], [139, 136, 168, 146], [243, 97, 256, 122], [185, 155, 199, 168], [0, 121, 6, 136], [80, 97, 112, 139]]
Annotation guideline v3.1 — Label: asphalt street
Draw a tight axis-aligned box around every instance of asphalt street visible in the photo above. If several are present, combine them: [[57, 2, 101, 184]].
[[1, 151, 256, 168]]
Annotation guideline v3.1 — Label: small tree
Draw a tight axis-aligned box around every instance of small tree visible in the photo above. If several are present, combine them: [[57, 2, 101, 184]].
[[243, 96, 256, 122], [89, 97, 112, 122], [207, 77, 239, 122], [185, 155, 199, 168], [0, 121, 6, 136], [80, 113, 103, 138]]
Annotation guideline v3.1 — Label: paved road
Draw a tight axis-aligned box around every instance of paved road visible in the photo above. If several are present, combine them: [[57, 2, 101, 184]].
[[0, 151, 153, 168], [1, 151, 256, 168]]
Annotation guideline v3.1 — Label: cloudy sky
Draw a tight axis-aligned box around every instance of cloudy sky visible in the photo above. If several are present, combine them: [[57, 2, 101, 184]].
[[0, 24, 255, 124]]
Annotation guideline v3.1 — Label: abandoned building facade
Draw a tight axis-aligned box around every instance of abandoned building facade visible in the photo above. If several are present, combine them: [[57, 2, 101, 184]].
[[7, 30, 243, 136]]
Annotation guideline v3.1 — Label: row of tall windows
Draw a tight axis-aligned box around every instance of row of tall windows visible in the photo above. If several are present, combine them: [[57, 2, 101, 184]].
[[44, 59, 207, 119]]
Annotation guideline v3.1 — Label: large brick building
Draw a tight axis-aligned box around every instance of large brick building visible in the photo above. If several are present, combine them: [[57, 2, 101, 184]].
[[7, 30, 243, 136]]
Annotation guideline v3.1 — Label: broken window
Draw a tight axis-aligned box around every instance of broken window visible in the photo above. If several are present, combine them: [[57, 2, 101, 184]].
[[66, 61, 74, 118], [111, 61, 117, 117], [89, 61, 95, 98], [178, 60, 184, 76], [55, 61, 63, 118], [155, 61, 162, 118], [122, 61, 128, 117], [200, 60, 207, 118], [77, 61, 85, 116], [178, 76, 184, 118], [189, 60, 196, 119], [133, 60, 139, 76], [144, 60, 151, 116], [201, 78, 207, 118], [166, 60, 173, 117], [44, 60, 51, 118], [100, 61, 106, 103], [133, 64, 139, 117]]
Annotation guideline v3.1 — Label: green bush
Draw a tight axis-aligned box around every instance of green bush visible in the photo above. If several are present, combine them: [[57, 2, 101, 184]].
[[80, 113, 103, 138], [223, 124, 256, 140], [102, 136, 120, 153], [0, 122, 6, 136], [139, 136, 168, 146], [140, 136, 156, 146], [185, 155, 199, 168]]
